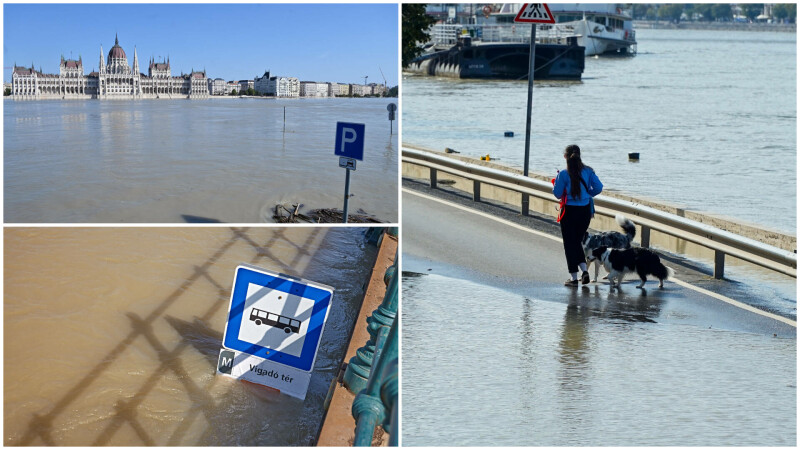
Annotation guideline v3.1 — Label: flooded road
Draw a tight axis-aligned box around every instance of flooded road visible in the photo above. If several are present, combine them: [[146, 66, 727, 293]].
[[402, 272, 796, 446], [4, 227, 378, 445], [4, 98, 398, 223]]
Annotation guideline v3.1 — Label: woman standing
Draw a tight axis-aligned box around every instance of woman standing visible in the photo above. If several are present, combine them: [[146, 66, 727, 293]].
[[552, 144, 603, 286]]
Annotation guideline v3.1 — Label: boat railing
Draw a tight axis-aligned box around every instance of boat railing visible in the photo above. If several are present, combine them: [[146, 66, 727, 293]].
[[429, 22, 579, 47]]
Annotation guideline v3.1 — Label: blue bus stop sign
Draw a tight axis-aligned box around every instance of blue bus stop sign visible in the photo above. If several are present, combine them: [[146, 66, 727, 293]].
[[334, 122, 365, 161], [217, 264, 334, 399]]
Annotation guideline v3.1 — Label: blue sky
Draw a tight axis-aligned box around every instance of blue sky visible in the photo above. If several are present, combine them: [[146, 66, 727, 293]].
[[3, 3, 398, 86]]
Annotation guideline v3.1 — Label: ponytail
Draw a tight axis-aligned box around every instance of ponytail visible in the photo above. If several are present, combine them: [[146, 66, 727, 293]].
[[565, 145, 585, 199]]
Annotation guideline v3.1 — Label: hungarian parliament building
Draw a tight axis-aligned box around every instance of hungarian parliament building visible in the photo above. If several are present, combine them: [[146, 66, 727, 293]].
[[11, 35, 208, 100]]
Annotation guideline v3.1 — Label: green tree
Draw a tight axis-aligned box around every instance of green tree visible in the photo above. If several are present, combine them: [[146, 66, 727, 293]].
[[711, 4, 732, 21], [632, 4, 657, 19], [246, 87, 255, 96], [657, 4, 684, 22], [231, 89, 238, 96], [402, 4, 436, 68], [4, 87, 11, 96], [692, 4, 714, 21], [773, 4, 796, 22], [387, 86, 398, 97], [742, 4, 762, 20]]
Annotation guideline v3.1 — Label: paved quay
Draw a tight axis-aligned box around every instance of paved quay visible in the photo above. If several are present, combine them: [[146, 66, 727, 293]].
[[402, 183, 795, 446]]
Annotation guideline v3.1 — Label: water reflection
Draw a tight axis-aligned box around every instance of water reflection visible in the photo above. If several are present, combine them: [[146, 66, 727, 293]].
[[404, 273, 794, 445]]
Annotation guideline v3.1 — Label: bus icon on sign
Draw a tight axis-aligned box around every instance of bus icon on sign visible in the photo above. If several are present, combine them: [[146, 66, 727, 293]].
[[249, 308, 301, 334]]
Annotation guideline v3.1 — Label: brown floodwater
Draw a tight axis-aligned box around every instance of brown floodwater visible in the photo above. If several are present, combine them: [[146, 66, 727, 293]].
[[4, 226, 379, 445]]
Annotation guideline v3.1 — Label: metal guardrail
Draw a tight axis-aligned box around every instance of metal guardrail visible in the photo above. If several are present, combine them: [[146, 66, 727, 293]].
[[403, 148, 796, 279]]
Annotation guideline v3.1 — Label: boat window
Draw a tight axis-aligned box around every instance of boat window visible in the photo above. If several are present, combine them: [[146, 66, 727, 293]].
[[556, 14, 581, 23]]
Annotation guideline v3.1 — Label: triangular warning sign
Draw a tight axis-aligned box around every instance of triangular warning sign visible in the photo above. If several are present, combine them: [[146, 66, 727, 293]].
[[514, 3, 556, 23]]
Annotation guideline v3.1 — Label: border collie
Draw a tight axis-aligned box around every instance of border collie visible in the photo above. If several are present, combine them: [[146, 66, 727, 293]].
[[582, 215, 636, 282], [588, 246, 675, 289]]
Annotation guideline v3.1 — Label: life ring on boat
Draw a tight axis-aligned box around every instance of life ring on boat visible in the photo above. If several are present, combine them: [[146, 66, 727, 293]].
[[483, 5, 491, 17], [624, 30, 629, 39]]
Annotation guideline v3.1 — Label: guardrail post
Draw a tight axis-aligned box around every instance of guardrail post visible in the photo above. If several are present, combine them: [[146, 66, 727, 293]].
[[521, 193, 529, 216], [640, 225, 651, 248], [714, 250, 725, 279], [343, 264, 398, 394], [473, 180, 481, 202], [430, 167, 438, 189]]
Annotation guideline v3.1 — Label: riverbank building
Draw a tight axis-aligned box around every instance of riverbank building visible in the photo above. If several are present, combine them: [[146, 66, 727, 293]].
[[11, 35, 208, 100]]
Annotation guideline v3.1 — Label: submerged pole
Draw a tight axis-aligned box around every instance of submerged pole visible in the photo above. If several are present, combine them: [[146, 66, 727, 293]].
[[283, 106, 286, 132]]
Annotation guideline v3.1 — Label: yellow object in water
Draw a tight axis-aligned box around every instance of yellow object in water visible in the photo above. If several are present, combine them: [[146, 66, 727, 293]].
[[481, 154, 491, 161]]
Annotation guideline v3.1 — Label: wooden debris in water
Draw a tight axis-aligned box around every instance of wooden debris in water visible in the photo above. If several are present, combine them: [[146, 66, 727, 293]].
[[272, 203, 381, 223]]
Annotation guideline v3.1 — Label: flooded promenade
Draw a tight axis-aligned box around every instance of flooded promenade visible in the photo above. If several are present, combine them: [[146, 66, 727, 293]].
[[4, 98, 398, 223], [4, 227, 378, 445]]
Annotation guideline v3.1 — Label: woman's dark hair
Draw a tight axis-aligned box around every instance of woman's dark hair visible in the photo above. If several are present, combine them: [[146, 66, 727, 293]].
[[565, 144, 589, 199]]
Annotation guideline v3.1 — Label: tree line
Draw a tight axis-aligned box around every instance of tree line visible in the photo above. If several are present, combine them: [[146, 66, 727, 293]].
[[633, 4, 796, 23]]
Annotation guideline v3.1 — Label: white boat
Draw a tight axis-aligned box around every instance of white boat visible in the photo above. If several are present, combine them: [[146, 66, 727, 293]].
[[546, 3, 637, 56], [483, 3, 637, 56]]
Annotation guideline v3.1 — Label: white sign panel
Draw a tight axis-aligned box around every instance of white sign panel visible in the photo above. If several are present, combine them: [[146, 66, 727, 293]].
[[339, 156, 357, 170], [217, 264, 334, 400]]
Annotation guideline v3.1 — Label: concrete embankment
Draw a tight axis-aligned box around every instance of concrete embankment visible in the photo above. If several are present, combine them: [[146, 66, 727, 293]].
[[402, 144, 796, 264], [315, 231, 397, 446], [634, 19, 796, 32]]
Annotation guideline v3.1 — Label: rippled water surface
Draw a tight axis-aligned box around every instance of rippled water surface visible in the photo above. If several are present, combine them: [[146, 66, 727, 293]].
[[4, 98, 398, 223], [402, 29, 796, 233], [402, 273, 796, 446], [4, 227, 377, 445]]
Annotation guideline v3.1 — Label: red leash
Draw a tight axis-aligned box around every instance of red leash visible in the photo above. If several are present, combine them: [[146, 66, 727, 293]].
[[552, 177, 567, 223]]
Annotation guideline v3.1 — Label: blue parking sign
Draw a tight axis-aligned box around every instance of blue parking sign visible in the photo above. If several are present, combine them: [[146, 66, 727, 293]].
[[334, 122, 365, 161]]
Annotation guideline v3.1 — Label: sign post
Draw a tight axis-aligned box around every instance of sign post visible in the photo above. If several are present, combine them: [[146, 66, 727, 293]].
[[514, 3, 555, 216], [387, 103, 397, 135], [334, 122, 366, 223], [216, 264, 334, 400]]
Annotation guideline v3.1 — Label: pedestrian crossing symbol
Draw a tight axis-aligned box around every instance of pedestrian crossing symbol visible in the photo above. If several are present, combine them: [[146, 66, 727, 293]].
[[514, 3, 556, 23], [216, 264, 334, 399]]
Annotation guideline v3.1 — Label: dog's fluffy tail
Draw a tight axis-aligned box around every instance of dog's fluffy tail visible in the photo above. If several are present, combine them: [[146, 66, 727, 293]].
[[654, 264, 675, 281], [615, 214, 636, 240]]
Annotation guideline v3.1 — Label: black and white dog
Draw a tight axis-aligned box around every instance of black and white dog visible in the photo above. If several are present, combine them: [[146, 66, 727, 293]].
[[588, 246, 675, 289], [582, 215, 637, 282]]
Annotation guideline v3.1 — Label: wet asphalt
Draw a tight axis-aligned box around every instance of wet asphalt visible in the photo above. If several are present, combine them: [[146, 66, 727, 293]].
[[402, 178, 796, 338]]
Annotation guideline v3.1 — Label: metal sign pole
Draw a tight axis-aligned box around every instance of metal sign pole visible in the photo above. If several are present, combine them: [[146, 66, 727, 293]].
[[343, 168, 351, 224], [522, 23, 536, 216]]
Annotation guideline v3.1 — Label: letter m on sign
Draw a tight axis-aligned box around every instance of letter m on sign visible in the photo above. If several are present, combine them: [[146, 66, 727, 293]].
[[218, 350, 235, 374], [514, 3, 556, 23]]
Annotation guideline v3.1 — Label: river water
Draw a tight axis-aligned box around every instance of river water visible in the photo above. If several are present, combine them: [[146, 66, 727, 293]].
[[4, 227, 378, 445], [402, 270, 796, 446], [402, 29, 796, 234], [4, 98, 398, 223]]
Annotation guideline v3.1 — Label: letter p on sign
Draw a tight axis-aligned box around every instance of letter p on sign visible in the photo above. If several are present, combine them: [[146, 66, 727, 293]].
[[335, 122, 365, 161]]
